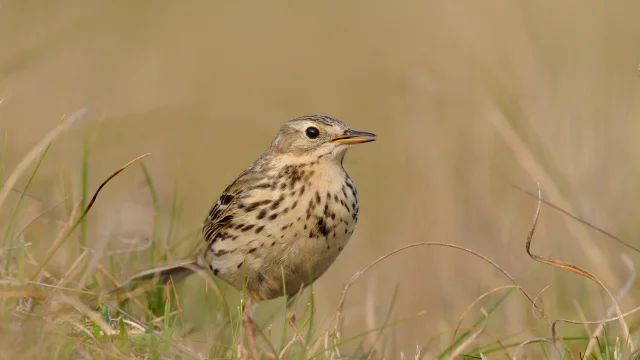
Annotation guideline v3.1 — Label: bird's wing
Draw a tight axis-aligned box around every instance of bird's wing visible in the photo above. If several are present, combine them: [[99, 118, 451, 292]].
[[202, 169, 268, 244]]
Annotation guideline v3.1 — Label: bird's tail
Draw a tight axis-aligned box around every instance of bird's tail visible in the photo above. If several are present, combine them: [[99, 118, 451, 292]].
[[110, 260, 199, 295]]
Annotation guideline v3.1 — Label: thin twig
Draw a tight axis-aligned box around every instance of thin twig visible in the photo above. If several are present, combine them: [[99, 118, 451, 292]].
[[309, 241, 552, 358], [30, 153, 150, 281], [513, 185, 640, 254], [526, 184, 632, 352]]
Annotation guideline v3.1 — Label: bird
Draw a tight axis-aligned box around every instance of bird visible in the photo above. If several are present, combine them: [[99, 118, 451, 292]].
[[111, 115, 375, 353]]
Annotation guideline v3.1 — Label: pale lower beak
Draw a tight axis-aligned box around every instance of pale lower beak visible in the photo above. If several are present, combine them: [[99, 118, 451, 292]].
[[330, 130, 377, 145]]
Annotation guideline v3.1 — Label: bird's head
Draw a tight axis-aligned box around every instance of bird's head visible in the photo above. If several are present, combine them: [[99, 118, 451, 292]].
[[267, 115, 376, 163]]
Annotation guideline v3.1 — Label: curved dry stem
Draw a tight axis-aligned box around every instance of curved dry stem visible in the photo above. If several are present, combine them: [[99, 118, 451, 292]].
[[0, 107, 89, 211], [512, 338, 561, 360], [513, 185, 640, 254], [583, 253, 635, 358], [449, 325, 511, 359], [448, 308, 489, 360], [552, 303, 640, 347], [531, 285, 549, 320], [30, 153, 150, 281], [311, 240, 555, 358], [526, 184, 632, 351], [450, 285, 518, 356]]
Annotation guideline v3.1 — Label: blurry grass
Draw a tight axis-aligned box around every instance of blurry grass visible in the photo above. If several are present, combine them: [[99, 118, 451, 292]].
[[1, 118, 640, 360]]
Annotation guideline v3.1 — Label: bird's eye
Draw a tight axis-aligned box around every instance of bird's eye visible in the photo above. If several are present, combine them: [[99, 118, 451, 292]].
[[305, 127, 320, 139]]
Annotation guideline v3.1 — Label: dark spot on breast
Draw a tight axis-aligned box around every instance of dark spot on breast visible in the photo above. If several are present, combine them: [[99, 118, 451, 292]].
[[309, 230, 315, 238], [271, 195, 285, 210], [323, 203, 329, 216], [214, 249, 228, 256], [268, 213, 278, 220], [235, 223, 244, 230], [214, 232, 230, 241], [304, 224, 308, 230], [213, 268, 220, 276], [232, 235, 239, 240], [257, 273, 265, 283], [252, 200, 272, 210], [255, 225, 265, 234], [341, 186, 348, 199], [237, 262, 244, 269], [334, 194, 339, 202], [257, 209, 268, 220], [279, 183, 287, 190], [248, 248, 257, 254], [317, 218, 330, 237], [299, 185, 306, 196], [331, 213, 336, 220], [241, 224, 255, 232], [291, 200, 298, 210], [271, 241, 276, 246], [338, 245, 344, 251], [315, 191, 321, 205]]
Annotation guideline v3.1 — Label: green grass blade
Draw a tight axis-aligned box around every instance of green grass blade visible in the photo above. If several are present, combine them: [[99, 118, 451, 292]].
[[139, 161, 161, 260], [1, 143, 51, 249], [0, 131, 7, 186]]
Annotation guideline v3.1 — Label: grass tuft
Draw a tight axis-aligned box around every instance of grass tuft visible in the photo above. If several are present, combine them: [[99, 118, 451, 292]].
[[2, 113, 640, 360]]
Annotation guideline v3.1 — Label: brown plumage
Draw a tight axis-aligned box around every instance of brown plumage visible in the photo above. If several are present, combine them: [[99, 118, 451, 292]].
[[112, 115, 376, 303]]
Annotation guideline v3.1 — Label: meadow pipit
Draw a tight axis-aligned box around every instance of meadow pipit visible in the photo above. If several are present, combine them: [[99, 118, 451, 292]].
[[113, 115, 375, 351]]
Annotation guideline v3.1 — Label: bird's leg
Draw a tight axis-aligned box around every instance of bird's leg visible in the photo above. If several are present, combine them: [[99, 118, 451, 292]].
[[242, 295, 260, 359]]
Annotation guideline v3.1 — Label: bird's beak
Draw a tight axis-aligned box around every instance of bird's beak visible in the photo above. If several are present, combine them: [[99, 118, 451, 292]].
[[330, 129, 377, 145]]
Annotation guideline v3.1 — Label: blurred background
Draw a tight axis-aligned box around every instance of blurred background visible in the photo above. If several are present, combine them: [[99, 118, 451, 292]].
[[2, 0, 640, 356]]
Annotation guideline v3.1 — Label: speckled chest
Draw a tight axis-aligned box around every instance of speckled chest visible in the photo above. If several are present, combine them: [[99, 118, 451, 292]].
[[202, 160, 360, 277]]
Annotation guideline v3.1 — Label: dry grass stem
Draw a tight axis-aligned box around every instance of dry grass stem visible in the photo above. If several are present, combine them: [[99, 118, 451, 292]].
[[0, 108, 89, 211], [448, 308, 489, 360], [527, 184, 632, 352]]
